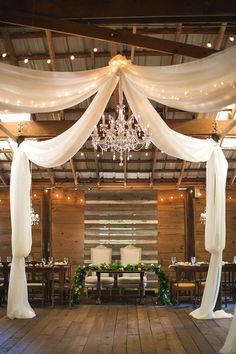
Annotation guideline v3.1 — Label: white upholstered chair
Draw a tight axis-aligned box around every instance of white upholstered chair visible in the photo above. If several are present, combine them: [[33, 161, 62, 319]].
[[84, 245, 114, 295], [117, 245, 147, 294]]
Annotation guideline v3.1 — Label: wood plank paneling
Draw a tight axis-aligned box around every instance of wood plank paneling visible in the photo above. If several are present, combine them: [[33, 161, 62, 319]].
[[0, 190, 43, 260], [84, 190, 158, 266], [157, 190, 186, 273], [51, 190, 84, 265]]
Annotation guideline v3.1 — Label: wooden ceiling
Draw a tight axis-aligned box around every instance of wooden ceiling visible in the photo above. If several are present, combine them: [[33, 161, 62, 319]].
[[0, 1, 236, 191]]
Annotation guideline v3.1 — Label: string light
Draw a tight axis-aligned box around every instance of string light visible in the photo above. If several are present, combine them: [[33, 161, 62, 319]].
[[93, 47, 98, 52], [47, 59, 51, 64], [24, 58, 29, 63], [229, 36, 235, 42], [206, 42, 212, 48], [70, 55, 75, 60], [2, 52, 7, 58]]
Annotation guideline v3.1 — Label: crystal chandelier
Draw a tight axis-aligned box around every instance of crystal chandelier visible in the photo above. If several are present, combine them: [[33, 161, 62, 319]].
[[30, 201, 40, 225], [91, 104, 151, 166], [200, 209, 206, 224]]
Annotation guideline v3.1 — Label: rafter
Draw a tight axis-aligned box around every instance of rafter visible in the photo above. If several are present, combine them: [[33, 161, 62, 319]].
[[150, 148, 159, 186], [0, 119, 235, 140], [2, 1, 235, 24], [94, 150, 100, 186], [0, 172, 7, 186], [229, 166, 236, 185], [0, 9, 217, 58], [177, 160, 187, 187], [47, 168, 55, 185], [69, 158, 78, 186]]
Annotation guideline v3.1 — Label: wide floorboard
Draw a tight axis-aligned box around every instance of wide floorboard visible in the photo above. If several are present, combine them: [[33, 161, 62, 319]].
[[0, 305, 234, 354]]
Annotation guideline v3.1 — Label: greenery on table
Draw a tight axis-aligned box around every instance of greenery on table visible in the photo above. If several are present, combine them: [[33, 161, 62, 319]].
[[73, 263, 171, 305]]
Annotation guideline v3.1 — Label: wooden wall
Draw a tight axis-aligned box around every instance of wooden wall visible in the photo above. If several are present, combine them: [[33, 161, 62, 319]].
[[157, 190, 186, 272], [51, 190, 85, 265], [0, 188, 235, 271], [84, 190, 158, 264]]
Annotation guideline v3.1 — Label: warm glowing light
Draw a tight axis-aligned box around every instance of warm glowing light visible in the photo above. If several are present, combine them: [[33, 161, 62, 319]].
[[56, 194, 59, 197], [70, 55, 75, 60], [229, 36, 235, 42], [93, 47, 98, 52], [2, 52, 7, 58], [160, 198, 164, 201], [180, 194, 183, 197], [145, 152, 149, 156], [33, 194, 37, 197], [67, 196, 71, 200], [47, 59, 51, 64], [44, 189, 48, 193], [80, 199, 84, 202], [206, 42, 212, 48], [97, 153, 100, 158], [24, 58, 29, 63], [80, 152, 84, 156], [170, 196, 173, 199], [229, 196, 232, 200]]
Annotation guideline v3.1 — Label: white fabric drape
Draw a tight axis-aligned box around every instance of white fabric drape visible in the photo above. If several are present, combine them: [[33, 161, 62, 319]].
[[122, 44, 236, 112], [121, 75, 232, 320], [0, 63, 112, 113], [7, 76, 118, 319], [4, 46, 236, 353]]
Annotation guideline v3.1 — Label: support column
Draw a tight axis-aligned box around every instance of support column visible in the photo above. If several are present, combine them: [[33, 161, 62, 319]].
[[42, 189, 51, 259], [185, 189, 195, 261]]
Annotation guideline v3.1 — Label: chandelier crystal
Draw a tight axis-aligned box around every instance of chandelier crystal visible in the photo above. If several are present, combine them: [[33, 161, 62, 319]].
[[200, 209, 206, 224], [30, 202, 40, 225], [91, 104, 151, 166]]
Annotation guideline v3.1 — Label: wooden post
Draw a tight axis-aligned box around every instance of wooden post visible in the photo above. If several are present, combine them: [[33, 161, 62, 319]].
[[185, 189, 195, 261], [42, 189, 51, 259]]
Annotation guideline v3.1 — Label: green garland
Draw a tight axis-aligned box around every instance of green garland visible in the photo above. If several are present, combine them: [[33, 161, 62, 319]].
[[73, 262, 171, 305]]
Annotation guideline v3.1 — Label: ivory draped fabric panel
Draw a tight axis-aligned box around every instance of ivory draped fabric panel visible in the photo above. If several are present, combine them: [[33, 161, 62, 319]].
[[7, 76, 119, 319], [2, 45, 236, 353]]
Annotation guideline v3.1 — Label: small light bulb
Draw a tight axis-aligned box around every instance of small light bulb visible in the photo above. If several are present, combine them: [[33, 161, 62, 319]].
[[160, 198, 164, 201], [67, 196, 70, 200], [97, 153, 100, 158], [206, 42, 212, 48], [93, 47, 98, 52], [47, 58, 51, 64], [80, 199, 83, 202], [2, 52, 7, 58], [70, 55, 75, 60], [145, 152, 148, 156], [80, 152, 84, 156], [170, 196, 174, 200], [24, 58, 29, 63], [229, 36, 235, 42]]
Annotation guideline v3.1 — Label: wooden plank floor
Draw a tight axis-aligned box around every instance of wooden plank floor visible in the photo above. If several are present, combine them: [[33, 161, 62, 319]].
[[0, 305, 234, 354]]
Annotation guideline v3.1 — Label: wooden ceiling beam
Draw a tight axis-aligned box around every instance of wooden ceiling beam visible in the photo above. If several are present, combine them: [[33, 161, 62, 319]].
[[0, 172, 7, 185], [150, 148, 159, 186], [2, 31, 18, 66], [229, 166, 236, 185], [69, 158, 78, 186], [94, 151, 100, 186], [47, 168, 55, 185], [1, 26, 236, 40], [177, 160, 187, 187], [0, 9, 217, 58], [1, 119, 236, 139], [2, 1, 235, 23], [45, 29, 57, 71]]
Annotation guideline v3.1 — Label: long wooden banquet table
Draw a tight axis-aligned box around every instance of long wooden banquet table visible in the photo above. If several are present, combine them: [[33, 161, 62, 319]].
[[169, 262, 236, 307], [0, 260, 72, 305]]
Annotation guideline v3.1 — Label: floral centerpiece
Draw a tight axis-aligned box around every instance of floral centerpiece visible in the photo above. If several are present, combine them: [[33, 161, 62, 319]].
[[73, 262, 171, 305]]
